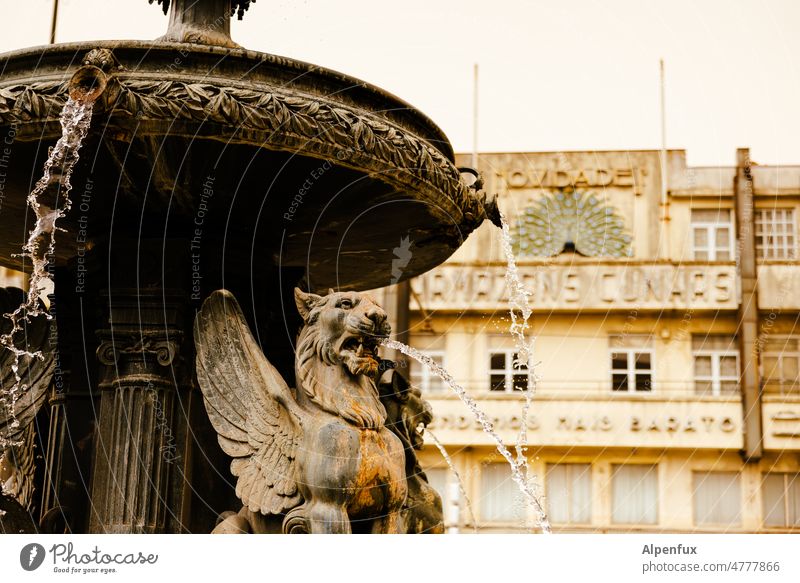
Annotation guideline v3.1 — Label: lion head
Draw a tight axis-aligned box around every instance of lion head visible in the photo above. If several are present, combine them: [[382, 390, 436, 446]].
[[403, 387, 433, 451], [294, 288, 391, 428], [378, 367, 433, 452], [295, 288, 390, 378]]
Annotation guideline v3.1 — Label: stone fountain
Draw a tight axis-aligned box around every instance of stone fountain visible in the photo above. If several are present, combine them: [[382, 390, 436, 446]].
[[0, 0, 499, 533]]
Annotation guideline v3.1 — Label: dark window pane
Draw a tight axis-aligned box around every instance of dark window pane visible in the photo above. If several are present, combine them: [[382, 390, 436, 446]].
[[635, 352, 651, 370], [635, 374, 652, 392], [612, 374, 628, 392], [490, 353, 505, 370], [611, 353, 628, 370], [490, 374, 506, 391], [512, 374, 528, 391]]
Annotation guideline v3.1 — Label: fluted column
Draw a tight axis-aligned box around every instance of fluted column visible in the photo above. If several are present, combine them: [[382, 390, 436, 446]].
[[88, 290, 184, 533]]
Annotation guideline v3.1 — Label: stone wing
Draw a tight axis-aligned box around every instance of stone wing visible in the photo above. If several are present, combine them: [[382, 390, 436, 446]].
[[194, 289, 302, 515], [0, 287, 56, 510]]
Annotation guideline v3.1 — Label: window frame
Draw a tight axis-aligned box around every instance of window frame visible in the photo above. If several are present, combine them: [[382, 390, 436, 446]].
[[762, 472, 800, 528], [610, 463, 659, 525], [545, 462, 592, 526], [609, 338, 654, 393], [488, 348, 529, 393], [479, 462, 521, 524], [760, 336, 800, 394], [410, 349, 446, 393], [693, 342, 740, 396], [691, 209, 735, 261], [692, 470, 742, 527], [755, 208, 796, 260]]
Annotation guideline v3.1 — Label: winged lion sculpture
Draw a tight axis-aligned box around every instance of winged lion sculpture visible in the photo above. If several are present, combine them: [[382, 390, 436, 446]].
[[194, 288, 434, 534]]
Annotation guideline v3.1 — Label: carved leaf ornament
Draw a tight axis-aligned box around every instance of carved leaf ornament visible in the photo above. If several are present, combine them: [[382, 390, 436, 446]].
[[0, 76, 482, 225]]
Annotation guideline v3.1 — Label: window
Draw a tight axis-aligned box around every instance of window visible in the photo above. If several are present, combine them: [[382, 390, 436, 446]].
[[409, 335, 445, 392], [610, 336, 653, 392], [693, 472, 741, 527], [546, 463, 591, 525], [756, 209, 796, 259], [611, 464, 658, 524], [762, 473, 800, 527], [693, 335, 739, 396], [480, 463, 521, 523], [691, 209, 734, 260], [425, 467, 452, 513], [410, 350, 445, 392], [489, 349, 528, 392], [761, 337, 800, 395]]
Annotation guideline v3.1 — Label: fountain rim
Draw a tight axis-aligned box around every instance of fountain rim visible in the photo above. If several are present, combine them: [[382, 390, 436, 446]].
[[0, 39, 499, 283], [0, 39, 455, 161]]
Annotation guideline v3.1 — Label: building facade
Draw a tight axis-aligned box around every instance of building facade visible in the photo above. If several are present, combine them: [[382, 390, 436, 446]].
[[401, 148, 800, 533]]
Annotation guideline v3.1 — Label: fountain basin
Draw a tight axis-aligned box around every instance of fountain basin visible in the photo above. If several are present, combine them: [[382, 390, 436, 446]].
[[0, 41, 493, 291]]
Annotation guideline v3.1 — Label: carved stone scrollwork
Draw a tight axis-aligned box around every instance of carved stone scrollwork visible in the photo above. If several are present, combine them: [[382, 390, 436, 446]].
[[96, 333, 181, 370]]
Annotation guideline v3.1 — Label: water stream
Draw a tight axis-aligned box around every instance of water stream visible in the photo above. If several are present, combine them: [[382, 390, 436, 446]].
[[0, 97, 93, 444], [498, 210, 541, 508], [425, 428, 478, 533], [384, 339, 551, 532]]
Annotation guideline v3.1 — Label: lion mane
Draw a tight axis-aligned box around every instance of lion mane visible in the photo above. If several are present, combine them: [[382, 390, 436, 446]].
[[294, 291, 388, 430]]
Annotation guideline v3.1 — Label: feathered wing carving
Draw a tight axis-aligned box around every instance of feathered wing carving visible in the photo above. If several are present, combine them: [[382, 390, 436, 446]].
[[0, 287, 56, 510], [194, 289, 303, 515]]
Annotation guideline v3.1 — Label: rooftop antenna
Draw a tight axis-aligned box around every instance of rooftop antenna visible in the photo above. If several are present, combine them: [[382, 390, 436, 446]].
[[472, 63, 479, 169], [49, 0, 59, 44], [659, 58, 670, 257]]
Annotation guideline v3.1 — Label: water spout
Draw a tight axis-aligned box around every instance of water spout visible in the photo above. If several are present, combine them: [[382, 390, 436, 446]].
[[68, 65, 107, 104], [459, 167, 502, 228]]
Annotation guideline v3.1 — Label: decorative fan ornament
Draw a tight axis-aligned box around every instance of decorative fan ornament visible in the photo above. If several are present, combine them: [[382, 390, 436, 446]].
[[514, 190, 632, 257]]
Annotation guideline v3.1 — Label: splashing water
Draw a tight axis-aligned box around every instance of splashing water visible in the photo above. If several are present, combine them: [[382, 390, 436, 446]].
[[0, 97, 93, 443], [383, 339, 551, 533], [498, 210, 539, 481], [425, 428, 477, 533]]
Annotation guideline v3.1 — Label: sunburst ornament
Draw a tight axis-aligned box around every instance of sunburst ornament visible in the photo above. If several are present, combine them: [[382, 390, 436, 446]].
[[514, 190, 633, 257]]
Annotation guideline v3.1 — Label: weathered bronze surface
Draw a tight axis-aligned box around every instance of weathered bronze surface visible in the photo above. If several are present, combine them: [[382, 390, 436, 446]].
[[195, 288, 442, 533]]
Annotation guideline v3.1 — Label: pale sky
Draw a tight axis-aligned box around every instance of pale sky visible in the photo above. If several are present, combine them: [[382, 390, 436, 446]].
[[1, 0, 798, 166]]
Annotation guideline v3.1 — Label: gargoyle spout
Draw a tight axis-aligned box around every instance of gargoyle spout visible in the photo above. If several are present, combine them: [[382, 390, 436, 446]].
[[68, 65, 107, 104], [459, 167, 503, 229], [481, 192, 503, 228]]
